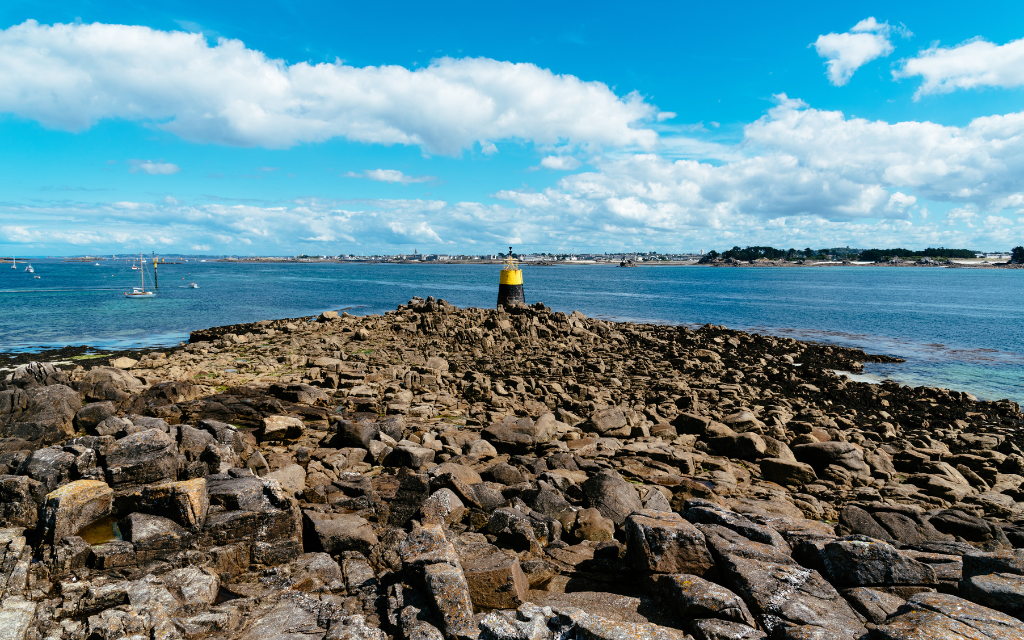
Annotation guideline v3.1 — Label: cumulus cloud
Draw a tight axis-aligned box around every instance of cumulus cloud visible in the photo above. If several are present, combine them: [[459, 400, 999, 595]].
[[895, 37, 1024, 98], [743, 95, 1024, 210], [345, 169, 436, 184], [812, 17, 909, 86], [128, 159, 180, 175], [0, 20, 662, 155], [540, 156, 582, 170]]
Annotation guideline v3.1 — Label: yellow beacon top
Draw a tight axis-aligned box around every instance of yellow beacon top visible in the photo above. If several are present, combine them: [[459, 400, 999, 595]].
[[500, 253, 522, 285]]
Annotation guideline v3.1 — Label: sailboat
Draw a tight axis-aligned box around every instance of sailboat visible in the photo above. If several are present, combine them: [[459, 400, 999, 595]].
[[10, 256, 16, 269], [124, 253, 155, 298]]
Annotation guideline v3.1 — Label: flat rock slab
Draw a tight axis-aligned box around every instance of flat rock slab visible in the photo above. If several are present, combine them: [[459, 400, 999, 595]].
[[873, 592, 1024, 640], [718, 555, 865, 640]]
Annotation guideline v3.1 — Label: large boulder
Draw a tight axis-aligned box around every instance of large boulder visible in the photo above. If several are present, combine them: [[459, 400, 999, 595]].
[[19, 447, 77, 493], [104, 429, 179, 487], [759, 458, 817, 486], [793, 442, 870, 478], [586, 407, 631, 437], [582, 472, 642, 525], [872, 592, 1024, 639], [625, 509, 715, 576], [116, 477, 209, 530], [77, 367, 144, 402], [483, 415, 556, 452], [657, 573, 757, 627], [40, 479, 113, 543], [0, 385, 81, 443], [74, 402, 116, 432], [302, 511, 378, 555], [0, 475, 45, 528], [717, 554, 866, 639]]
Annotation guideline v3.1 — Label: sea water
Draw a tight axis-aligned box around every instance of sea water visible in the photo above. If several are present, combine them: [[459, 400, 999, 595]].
[[1, 260, 1021, 403]]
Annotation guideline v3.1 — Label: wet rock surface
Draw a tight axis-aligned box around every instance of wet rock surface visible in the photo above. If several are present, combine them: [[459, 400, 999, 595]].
[[0, 297, 1022, 639]]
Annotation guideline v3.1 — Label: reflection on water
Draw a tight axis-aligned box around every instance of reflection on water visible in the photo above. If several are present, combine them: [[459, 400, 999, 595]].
[[76, 515, 121, 545]]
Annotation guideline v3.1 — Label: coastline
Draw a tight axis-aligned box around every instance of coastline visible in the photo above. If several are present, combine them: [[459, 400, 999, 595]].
[[1, 299, 1023, 638]]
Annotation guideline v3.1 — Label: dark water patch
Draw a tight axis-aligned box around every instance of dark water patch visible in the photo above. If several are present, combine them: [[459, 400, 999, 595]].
[[77, 516, 121, 545]]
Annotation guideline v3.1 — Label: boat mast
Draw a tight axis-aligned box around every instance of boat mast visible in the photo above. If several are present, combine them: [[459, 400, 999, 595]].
[[140, 252, 145, 290]]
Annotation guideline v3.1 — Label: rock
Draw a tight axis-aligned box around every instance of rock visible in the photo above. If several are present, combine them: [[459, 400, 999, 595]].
[[961, 572, 1024, 619], [263, 415, 304, 440], [793, 442, 870, 478], [118, 477, 210, 529], [110, 357, 139, 370], [690, 619, 766, 640], [548, 606, 687, 640], [816, 537, 937, 587], [962, 549, 1024, 579], [625, 509, 715, 576], [335, 420, 380, 448], [0, 475, 44, 528], [238, 599, 326, 640], [19, 447, 76, 492], [873, 592, 1024, 639], [462, 549, 528, 610], [838, 505, 894, 542], [759, 458, 818, 486], [119, 512, 191, 551], [657, 573, 756, 627], [77, 367, 143, 401], [583, 473, 642, 525], [266, 464, 307, 495], [162, 565, 219, 614], [717, 554, 865, 639], [40, 479, 113, 543], [303, 510, 378, 555], [563, 508, 616, 543], [392, 444, 436, 470], [1, 384, 81, 442], [104, 428, 179, 487], [421, 488, 466, 527], [74, 401, 116, 432], [483, 415, 555, 452], [423, 562, 476, 639], [841, 587, 905, 624], [709, 433, 767, 460], [588, 407, 630, 437], [0, 598, 35, 640]]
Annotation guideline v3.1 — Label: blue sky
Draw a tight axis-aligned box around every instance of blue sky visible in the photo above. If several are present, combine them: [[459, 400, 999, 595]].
[[2, 1, 1024, 255]]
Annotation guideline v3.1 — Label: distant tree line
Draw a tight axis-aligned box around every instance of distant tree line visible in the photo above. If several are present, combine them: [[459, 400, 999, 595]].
[[699, 245, 978, 264], [1012, 247, 1024, 264]]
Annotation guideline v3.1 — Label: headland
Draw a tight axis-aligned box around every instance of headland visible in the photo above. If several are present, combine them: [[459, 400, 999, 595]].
[[0, 299, 1022, 638]]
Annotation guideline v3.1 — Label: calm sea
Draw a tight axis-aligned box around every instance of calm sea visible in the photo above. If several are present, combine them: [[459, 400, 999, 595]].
[[1, 260, 1021, 403]]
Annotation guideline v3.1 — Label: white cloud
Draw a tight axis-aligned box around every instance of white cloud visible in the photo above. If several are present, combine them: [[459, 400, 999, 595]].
[[0, 20, 662, 155], [743, 95, 1024, 210], [812, 17, 908, 86], [895, 37, 1024, 98], [345, 169, 435, 184], [128, 159, 180, 175], [540, 156, 582, 170]]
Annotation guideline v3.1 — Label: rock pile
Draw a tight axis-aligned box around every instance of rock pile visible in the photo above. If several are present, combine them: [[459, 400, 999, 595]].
[[1, 298, 1023, 639]]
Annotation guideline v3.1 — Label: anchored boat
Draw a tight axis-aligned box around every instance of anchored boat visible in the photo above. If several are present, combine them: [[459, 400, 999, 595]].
[[125, 252, 155, 298]]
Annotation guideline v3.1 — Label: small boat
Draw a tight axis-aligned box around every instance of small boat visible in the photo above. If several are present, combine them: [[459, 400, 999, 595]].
[[189, 282, 199, 289], [33, 275, 40, 279], [10, 256, 15, 269], [25, 265, 34, 273], [124, 252, 155, 298]]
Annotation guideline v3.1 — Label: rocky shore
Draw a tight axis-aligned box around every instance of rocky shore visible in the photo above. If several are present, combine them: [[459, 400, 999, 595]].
[[1, 298, 1023, 640]]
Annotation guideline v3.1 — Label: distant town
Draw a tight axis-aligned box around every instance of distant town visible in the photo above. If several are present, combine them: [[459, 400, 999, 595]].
[[12, 246, 1020, 265]]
